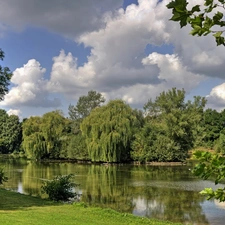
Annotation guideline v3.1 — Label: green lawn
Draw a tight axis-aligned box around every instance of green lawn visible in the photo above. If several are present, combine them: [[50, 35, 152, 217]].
[[0, 188, 183, 225]]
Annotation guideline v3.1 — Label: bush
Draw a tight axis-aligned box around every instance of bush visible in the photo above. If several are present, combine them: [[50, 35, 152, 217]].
[[41, 174, 78, 201], [0, 167, 8, 185]]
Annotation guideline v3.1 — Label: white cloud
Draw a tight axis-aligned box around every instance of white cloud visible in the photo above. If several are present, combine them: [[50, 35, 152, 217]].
[[7, 109, 21, 117], [1, 0, 225, 115], [143, 52, 205, 91], [0, 59, 61, 108], [206, 83, 225, 110]]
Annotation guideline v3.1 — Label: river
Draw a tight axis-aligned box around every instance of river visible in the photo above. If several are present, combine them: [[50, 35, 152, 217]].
[[0, 157, 225, 225]]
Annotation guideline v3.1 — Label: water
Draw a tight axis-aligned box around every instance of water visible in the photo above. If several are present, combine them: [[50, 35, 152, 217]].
[[1, 157, 225, 225]]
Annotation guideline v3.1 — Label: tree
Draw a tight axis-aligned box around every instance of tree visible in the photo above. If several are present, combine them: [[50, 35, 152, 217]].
[[22, 111, 69, 159], [22, 116, 46, 159], [41, 111, 68, 159], [66, 90, 105, 160], [0, 110, 22, 153], [0, 49, 12, 100], [167, 0, 225, 202], [68, 90, 105, 121], [202, 109, 222, 148], [142, 88, 206, 162], [81, 99, 137, 163], [167, 0, 225, 46]]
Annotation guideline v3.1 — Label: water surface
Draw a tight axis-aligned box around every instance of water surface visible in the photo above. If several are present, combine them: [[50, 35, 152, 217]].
[[1, 157, 225, 225]]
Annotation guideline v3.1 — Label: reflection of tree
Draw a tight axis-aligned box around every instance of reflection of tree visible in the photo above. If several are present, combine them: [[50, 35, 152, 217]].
[[132, 186, 209, 225], [20, 162, 90, 196], [81, 165, 135, 213], [129, 165, 209, 224], [1, 158, 28, 191]]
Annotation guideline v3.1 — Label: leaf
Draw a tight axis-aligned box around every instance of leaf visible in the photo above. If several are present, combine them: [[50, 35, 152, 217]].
[[213, 11, 224, 22], [170, 11, 182, 21], [191, 5, 200, 13], [215, 36, 225, 46], [166, 0, 177, 9], [204, 0, 213, 6]]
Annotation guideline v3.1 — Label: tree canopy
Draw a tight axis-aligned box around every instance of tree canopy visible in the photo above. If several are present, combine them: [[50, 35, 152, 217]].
[[0, 49, 12, 100], [68, 90, 105, 121], [81, 99, 137, 162], [0, 109, 22, 154], [132, 88, 206, 162], [22, 111, 69, 159]]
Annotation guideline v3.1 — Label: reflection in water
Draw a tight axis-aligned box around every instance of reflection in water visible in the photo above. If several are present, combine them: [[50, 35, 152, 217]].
[[0, 158, 225, 225], [17, 182, 23, 194]]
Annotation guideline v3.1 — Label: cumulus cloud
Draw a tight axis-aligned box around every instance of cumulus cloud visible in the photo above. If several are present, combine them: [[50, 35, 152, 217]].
[[47, 0, 205, 107], [206, 83, 225, 110], [0, 59, 61, 108], [1, 0, 225, 115], [163, 0, 225, 78], [7, 109, 21, 117], [0, 0, 122, 38]]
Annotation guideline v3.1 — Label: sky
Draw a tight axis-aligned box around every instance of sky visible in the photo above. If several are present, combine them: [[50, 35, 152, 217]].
[[0, 0, 225, 119]]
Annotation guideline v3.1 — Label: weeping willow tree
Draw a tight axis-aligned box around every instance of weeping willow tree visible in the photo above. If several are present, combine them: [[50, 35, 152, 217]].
[[81, 99, 137, 163], [22, 116, 47, 159], [22, 111, 69, 159], [41, 111, 68, 159], [23, 132, 46, 159]]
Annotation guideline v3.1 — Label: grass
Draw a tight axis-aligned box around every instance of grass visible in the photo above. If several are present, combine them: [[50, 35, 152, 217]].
[[0, 188, 183, 225]]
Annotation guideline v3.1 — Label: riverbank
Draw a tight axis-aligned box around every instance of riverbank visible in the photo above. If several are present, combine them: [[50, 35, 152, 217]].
[[0, 188, 182, 225]]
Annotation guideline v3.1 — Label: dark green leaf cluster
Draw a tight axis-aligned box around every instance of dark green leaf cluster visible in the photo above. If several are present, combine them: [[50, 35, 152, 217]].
[[131, 88, 206, 162], [41, 174, 78, 201], [0, 109, 22, 154], [167, 0, 225, 46], [69, 90, 105, 121], [0, 49, 12, 101]]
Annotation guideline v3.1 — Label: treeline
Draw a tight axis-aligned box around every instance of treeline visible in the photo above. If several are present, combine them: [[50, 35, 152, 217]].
[[1, 88, 225, 163]]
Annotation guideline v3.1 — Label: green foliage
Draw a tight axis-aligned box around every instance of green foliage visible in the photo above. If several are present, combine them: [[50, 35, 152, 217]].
[[0, 167, 8, 185], [22, 111, 69, 159], [41, 111, 68, 159], [216, 133, 225, 154], [167, 0, 225, 46], [0, 110, 22, 153], [64, 133, 88, 160], [201, 109, 222, 148], [193, 151, 225, 201], [0, 49, 12, 101], [41, 174, 77, 202], [140, 88, 206, 162], [81, 99, 137, 162], [69, 90, 105, 122]]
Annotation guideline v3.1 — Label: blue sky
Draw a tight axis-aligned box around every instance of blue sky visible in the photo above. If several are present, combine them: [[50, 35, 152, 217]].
[[0, 0, 225, 118]]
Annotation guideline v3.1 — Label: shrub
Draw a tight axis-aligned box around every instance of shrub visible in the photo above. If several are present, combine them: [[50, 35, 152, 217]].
[[41, 174, 78, 201], [0, 167, 8, 185]]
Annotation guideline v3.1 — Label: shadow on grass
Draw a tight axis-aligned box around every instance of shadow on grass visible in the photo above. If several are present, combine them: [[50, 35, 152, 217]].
[[0, 188, 59, 210]]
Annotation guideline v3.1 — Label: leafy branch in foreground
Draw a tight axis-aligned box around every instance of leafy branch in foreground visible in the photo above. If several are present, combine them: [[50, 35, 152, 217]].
[[41, 174, 78, 202], [193, 151, 225, 201], [167, 0, 225, 46]]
